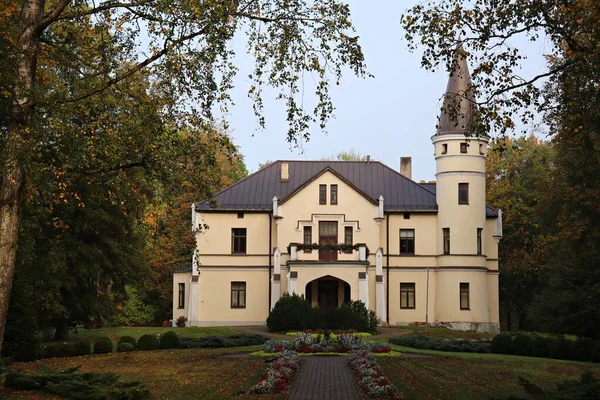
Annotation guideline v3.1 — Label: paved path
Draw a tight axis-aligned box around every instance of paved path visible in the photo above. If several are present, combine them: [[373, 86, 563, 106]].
[[286, 357, 360, 400]]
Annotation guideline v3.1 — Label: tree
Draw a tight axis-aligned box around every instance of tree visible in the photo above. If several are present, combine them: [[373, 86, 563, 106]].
[[485, 136, 555, 330], [320, 149, 368, 161], [0, 0, 369, 349]]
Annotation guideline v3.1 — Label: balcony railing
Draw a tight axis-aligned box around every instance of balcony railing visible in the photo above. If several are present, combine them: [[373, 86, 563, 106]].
[[288, 243, 369, 262]]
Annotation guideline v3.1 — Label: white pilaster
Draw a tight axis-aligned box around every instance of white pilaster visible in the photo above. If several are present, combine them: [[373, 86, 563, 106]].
[[290, 244, 298, 261], [287, 271, 298, 294], [188, 250, 199, 326], [271, 248, 282, 309], [375, 248, 386, 324], [358, 272, 369, 309]]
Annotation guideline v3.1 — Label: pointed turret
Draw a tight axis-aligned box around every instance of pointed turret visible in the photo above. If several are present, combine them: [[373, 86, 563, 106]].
[[436, 43, 476, 135]]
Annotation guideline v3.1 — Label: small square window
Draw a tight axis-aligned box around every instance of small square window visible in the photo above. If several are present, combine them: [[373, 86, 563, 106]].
[[458, 183, 469, 205], [231, 282, 246, 308], [479, 144, 485, 155], [319, 184, 327, 205], [400, 283, 415, 309], [403, 212, 410, 220], [331, 184, 338, 205], [441, 144, 448, 154], [460, 143, 468, 153], [460, 282, 470, 310], [237, 212, 244, 219]]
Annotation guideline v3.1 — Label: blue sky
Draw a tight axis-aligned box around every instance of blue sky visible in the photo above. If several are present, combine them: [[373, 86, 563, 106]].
[[221, 1, 550, 180]]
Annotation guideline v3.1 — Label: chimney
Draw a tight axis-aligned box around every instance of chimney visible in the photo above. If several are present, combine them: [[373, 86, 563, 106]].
[[366, 155, 371, 163], [281, 162, 289, 180], [400, 157, 412, 179]]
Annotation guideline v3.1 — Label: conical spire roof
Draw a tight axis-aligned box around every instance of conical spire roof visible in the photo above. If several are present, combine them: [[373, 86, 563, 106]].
[[436, 43, 477, 135]]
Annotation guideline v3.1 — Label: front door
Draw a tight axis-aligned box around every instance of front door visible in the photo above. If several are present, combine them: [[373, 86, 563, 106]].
[[319, 221, 338, 262], [318, 280, 339, 308]]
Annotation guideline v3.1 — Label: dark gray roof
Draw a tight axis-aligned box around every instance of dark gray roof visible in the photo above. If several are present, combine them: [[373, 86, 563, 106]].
[[197, 160, 438, 212], [417, 182, 499, 218]]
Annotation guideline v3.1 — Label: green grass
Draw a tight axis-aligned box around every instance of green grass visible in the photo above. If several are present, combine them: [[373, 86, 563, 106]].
[[64, 326, 239, 344], [2, 345, 278, 400], [380, 352, 600, 399], [385, 325, 494, 340]]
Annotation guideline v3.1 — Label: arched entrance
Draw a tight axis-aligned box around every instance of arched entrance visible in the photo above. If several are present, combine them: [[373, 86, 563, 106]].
[[305, 275, 351, 309]]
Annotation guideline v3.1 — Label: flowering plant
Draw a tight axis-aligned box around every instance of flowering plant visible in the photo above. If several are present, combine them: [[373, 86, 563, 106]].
[[250, 350, 300, 394], [347, 348, 398, 399]]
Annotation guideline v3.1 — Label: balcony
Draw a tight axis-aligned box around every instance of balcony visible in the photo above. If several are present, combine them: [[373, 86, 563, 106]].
[[288, 243, 369, 262]]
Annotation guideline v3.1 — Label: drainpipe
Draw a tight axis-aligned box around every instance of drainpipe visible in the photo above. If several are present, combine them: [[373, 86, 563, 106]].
[[268, 212, 272, 314], [425, 267, 430, 333], [386, 212, 390, 325]]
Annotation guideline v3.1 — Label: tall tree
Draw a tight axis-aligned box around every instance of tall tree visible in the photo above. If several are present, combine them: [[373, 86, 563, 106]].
[[0, 0, 369, 349], [485, 136, 555, 330]]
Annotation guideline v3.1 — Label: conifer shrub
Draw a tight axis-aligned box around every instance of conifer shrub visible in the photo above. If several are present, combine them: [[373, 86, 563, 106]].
[[491, 333, 514, 354], [93, 337, 113, 354], [137, 334, 160, 351], [73, 340, 92, 356], [118, 336, 138, 350], [159, 331, 181, 349], [117, 343, 135, 352]]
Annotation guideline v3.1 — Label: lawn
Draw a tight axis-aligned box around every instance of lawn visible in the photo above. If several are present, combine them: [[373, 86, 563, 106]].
[[380, 351, 600, 399], [63, 326, 240, 344], [383, 325, 494, 340], [2, 346, 282, 400]]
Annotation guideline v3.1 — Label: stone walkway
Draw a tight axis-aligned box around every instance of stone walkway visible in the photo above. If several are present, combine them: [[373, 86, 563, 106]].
[[286, 357, 360, 400]]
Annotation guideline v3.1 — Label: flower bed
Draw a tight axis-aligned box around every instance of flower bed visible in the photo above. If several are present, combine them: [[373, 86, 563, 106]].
[[347, 348, 399, 399], [249, 350, 300, 394], [260, 333, 394, 355], [286, 330, 372, 338]]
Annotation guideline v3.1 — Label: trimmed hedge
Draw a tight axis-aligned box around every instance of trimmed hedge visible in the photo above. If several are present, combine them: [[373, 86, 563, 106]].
[[180, 334, 267, 349], [117, 343, 135, 352], [93, 337, 113, 354], [490, 333, 599, 362], [118, 336, 138, 350], [389, 335, 490, 354], [137, 334, 160, 351], [73, 340, 92, 356], [160, 331, 180, 349]]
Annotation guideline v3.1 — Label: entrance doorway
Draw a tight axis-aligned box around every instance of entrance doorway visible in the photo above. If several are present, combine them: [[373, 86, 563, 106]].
[[319, 221, 338, 262], [318, 280, 338, 308], [305, 276, 351, 308]]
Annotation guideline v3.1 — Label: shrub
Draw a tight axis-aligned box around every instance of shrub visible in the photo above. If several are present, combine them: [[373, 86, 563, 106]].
[[4, 339, 41, 361], [513, 334, 534, 356], [118, 336, 138, 350], [137, 334, 160, 351], [591, 342, 600, 363], [160, 331, 181, 349], [267, 292, 321, 332], [390, 335, 490, 354], [491, 334, 513, 354], [111, 285, 156, 327], [117, 343, 135, 352], [56, 343, 77, 358], [549, 337, 574, 360], [73, 341, 92, 356], [93, 337, 113, 354], [179, 334, 267, 349], [573, 338, 596, 362]]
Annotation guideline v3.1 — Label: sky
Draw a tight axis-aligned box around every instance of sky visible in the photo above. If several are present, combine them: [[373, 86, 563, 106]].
[[220, 1, 551, 180]]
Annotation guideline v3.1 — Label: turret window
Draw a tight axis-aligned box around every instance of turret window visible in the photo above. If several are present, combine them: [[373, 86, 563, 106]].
[[441, 144, 448, 154], [458, 183, 469, 204], [460, 143, 468, 153], [443, 228, 450, 254], [477, 228, 483, 255], [460, 282, 470, 310]]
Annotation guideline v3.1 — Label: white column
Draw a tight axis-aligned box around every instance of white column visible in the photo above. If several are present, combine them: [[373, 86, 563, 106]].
[[290, 244, 298, 261], [271, 248, 282, 309], [358, 272, 369, 309], [287, 271, 298, 294], [375, 248, 386, 324], [358, 244, 367, 261], [188, 249, 199, 326]]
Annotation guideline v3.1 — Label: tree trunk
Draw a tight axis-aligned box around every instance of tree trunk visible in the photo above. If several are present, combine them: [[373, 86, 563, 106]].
[[0, 0, 44, 353], [53, 322, 69, 341]]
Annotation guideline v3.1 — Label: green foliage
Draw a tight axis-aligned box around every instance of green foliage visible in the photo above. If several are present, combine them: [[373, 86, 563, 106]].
[[117, 343, 135, 353], [513, 335, 534, 356], [573, 338, 596, 362], [592, 342, 600, 363], [497, 371, 600, 400], [137, 334, 160, 351], [159, 331, 180, 349], [111, 286, 156, 327], [491, 334, 514, 355], [118, 336, 138, 350], [179, 334, 266, 349], [4, 364, 150, 399], [267, 292, 322, 332], [93, 337, 113, 354], [390, 335, 491, 354], [73, 341, 92, 356], [325, 301, 377, 333]]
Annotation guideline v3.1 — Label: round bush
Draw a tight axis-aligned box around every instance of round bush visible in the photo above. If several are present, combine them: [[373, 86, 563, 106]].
[[513, 334, 534, 356], [137, 334, 160, 351], [93, 337, 113, 354], [491, 334, 513, 354], [160, 331, 180, 349], [267, 292, 321, 332], [549, 337, 574, 360], [56, 343, 78, 357], [73, 340, 92, 356], [117, 343, 135, 352], [118, 336, 138, 350], [573, 338, 595, 362]]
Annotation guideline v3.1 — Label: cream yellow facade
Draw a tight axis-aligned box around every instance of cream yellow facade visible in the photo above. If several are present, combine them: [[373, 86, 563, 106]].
[[172, 50, 502, 332]]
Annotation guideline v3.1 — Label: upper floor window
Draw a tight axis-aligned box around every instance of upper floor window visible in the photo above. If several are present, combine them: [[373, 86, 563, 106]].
[[477, 228, 483, 255], [443, 228, 450, 254], [319, 184, 327, 205], [303, 226, 312, 252], [458, 183, 469, 205], [403, 212, 410, 220], [460, 143, 468, 153], [344, 226, 353, 253], [400, 229, 415, 254], [237, 212, 244, 219], [400, 283, 416, 309], [441, 143, 448, 154], [231, 282, 246, 308], [232, 228, 247, 254], [331, 184, 338, 205], [460, 282, 470, 310], [178, 283, 185, 309]]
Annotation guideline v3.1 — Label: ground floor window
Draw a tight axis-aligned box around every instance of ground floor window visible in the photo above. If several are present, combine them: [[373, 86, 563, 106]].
[[178, 283, 185, 309], [400, 282, 416, 309], [460, 282, 470, 310], [231, 282, 246, 308]]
